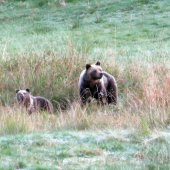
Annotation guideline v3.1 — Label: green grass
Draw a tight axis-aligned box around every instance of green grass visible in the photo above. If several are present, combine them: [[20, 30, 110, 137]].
[[0, 0, 170, 58], [0, 130, 169, 169]]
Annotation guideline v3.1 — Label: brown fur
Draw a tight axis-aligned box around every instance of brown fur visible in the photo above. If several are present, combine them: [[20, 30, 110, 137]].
[[16, 88, 53, 114], [78, 61, 118, 105]]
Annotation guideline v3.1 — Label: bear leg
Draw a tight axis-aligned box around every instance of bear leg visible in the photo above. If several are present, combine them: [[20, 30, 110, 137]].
[[98, 91, 107, 105], [80, 88, 91, 105], [107, 88, 117, 104]]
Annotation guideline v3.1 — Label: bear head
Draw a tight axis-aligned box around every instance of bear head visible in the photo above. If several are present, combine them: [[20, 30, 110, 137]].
[[15, 88, 31, 105], [85, 61, 103, 80]]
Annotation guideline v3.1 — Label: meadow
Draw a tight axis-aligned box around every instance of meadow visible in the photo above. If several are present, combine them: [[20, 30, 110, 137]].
[[0, 0, 170, 169]]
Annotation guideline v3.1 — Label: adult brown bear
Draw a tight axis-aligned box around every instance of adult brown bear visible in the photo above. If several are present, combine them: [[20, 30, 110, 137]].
[[16, 88, 53, 114], [78, 61, 118, 105]]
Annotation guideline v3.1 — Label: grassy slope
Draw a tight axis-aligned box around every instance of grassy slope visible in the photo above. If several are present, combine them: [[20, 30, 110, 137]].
[[0, 0, 170, 59], [0, 130, 170, 170], [0, 0, 170, 169]]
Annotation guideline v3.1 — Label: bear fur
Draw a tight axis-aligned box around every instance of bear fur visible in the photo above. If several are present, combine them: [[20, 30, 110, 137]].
[[78, 61, 118, 105], [16, 88, 53, 114]]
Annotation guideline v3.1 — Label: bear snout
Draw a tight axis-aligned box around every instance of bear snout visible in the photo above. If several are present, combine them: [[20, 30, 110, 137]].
[[18, 93, 24, 101], [99, 73, 103, 78]]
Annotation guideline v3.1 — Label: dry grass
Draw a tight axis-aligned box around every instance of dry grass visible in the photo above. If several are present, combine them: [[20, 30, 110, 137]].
[[0, 47, 170, 135], [143, 64, 170, 107], [0, 99, 169, 135]]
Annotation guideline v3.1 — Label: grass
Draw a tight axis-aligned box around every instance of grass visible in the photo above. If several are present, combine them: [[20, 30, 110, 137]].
[[0, 0, 170, 169], [0, 130, 170, 169], [0, 0, 170, 57]]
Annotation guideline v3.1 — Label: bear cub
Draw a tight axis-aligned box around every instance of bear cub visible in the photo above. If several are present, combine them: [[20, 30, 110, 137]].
[[16, 88, 53, 114], [78, 61, 118, 105]]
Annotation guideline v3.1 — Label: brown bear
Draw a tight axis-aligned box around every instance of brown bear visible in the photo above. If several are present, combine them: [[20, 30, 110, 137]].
[[78, 61, 118, 105], [16, 88, 53, 114]]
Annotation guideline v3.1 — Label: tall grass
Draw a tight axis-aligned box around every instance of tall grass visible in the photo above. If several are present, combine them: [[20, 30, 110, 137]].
[[0, 0, 170, 136], [0, 49, 170, 135], [0, 47, 87, 108]]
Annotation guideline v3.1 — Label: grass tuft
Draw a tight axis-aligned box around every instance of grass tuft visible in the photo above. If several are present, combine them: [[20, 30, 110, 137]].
[[16, 161, 27, 169], [94, 14, 104, 24], [72, 17, 80, 29]]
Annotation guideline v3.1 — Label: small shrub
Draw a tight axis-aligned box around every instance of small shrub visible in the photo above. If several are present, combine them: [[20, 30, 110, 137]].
[[88, 7, 97, 14], [16, 161, 27, 169], [95, 14, 103, 23], [153, 5, 160, 10], [147, 164, 156, 170], [72, 18, 80, 29]]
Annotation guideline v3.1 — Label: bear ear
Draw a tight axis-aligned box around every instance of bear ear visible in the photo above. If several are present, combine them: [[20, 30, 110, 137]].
[[26, 88, 30, 93], [15, 89, 19, 93], [95, 61, 101, 66], [86, 63, 91, 70]]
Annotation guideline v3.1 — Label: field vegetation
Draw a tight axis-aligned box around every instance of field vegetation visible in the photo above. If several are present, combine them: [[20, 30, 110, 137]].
[[0, 0, 170, 169]]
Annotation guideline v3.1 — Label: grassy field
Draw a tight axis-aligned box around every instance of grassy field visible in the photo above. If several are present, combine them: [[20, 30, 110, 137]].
[[0, 0, 170, 169], [0, 130, 170, 169]]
